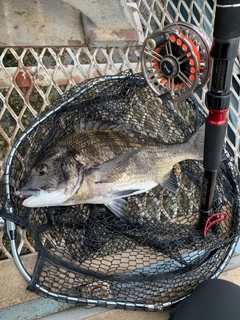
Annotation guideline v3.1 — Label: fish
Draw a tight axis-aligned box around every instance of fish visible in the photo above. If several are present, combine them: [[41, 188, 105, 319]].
[[16, 121, 205, 217]]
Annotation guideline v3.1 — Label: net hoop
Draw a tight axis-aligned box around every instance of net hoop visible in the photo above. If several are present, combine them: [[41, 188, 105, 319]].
[[2, 71, 240, 310]]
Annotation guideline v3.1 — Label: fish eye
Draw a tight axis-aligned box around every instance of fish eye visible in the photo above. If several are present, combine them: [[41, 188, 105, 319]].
[[36, 164, 48, 176]]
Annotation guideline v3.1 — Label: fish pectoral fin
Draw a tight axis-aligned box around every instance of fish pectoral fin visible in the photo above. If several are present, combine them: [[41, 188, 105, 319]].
[[161, 171, 179, 194], [112, 189, 142, 197], [105, 198, 128, 217], [95, 149, 140, 183]]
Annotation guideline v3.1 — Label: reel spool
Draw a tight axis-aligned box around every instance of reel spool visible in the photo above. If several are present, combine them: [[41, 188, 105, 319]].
[[141, 22, 211, 102]]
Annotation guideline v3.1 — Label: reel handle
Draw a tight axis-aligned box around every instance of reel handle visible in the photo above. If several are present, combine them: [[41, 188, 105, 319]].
[[145, 32, 169, 51]]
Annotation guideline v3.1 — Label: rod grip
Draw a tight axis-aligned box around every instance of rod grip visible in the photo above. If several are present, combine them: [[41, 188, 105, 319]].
[[214, 1, 240, 40], [203, 121, 227, 172]]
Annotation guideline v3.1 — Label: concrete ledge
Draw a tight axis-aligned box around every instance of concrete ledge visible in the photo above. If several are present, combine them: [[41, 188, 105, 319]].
[[0, 0, 143, 47], [1, 253, 240, 319], [0, 254, 37, 308], [0, 0, 85, 47], [41, 307, 171, 320], [81, 0, 143, 47], [219, 265, 240, 286], [0, 298, 74, 320], [40, 264, 240, 320]]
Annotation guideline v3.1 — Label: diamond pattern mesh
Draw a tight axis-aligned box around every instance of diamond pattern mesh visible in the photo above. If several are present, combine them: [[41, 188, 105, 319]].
[[0, 72, 239, 308]]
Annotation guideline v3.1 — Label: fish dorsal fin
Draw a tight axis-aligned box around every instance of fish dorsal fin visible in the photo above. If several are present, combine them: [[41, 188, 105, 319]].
[[105, 198, 128, 217], [94, 149, 140, 184], [161, 171, 179, 193]]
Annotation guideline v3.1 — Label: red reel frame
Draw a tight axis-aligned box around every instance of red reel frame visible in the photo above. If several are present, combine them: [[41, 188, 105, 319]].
[[141, 22, 211, 102]]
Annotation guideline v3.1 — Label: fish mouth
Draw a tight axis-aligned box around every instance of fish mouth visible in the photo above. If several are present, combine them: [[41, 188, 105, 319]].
[[15, 189, 41, 198], [16, 185, 69, 208]]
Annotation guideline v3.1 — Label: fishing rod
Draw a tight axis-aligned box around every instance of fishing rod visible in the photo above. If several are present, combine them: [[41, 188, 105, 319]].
[[198, 0, 240, 236], [140, 0, 240, 237]]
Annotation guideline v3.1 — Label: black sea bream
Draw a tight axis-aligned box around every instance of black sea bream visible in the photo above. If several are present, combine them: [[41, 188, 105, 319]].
[[16, 122, 205, 217]]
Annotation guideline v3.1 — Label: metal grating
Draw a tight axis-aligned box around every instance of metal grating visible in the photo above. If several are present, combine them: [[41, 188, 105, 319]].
[[0, 0, 239, 263]]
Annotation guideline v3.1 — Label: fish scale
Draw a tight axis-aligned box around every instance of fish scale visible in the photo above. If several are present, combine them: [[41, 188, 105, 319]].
[[16, 122, 205, 217]]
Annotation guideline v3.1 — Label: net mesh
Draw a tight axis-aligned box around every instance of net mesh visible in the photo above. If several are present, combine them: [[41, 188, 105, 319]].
[[1, 71, 240, 308], [1, 0, 240, 262]]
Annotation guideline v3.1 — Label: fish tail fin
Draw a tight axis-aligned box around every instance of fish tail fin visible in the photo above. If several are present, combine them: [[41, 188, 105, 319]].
[[188, 124, 205, 160]]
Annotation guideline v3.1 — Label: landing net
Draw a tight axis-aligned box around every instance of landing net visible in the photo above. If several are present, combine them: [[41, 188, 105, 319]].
[[1, 71, 240, 309]]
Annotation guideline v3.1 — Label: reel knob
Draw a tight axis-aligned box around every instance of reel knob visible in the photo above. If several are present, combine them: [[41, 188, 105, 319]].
[[141, 22, 211, 102]]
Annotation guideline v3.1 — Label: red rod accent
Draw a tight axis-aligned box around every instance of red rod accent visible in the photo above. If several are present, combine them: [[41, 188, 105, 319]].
[[207, 109, 228, 125]]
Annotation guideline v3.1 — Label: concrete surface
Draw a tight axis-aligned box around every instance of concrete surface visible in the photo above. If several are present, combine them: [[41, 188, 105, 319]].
[[0, 254, 38, 308], [0, 0, 85, 47], [1, 253, 240, 320], [0, 0, 143, 47], [41, 307, 172, 320]]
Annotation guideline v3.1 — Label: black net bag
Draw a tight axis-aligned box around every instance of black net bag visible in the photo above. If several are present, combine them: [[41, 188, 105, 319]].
[[1, 71, 240, 310]]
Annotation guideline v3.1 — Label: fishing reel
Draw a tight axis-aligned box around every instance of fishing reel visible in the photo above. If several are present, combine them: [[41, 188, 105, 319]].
[[141, 22, 211, 103]]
